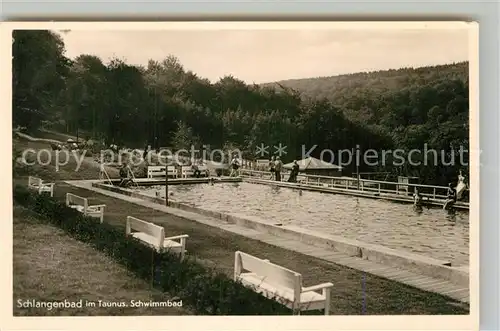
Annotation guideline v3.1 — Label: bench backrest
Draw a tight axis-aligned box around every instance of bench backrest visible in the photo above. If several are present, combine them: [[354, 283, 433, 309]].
[[28, 176, 42, 187], [66, 193, 88, 209], [148, 166, 165, 172], [126, 216, 164, 248], [181, 166, 193, 172], [147, 166, 177, 175], [235, 251, 302, 299]]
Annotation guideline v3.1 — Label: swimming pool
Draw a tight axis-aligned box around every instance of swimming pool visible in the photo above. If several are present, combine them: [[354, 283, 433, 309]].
[[137, 182, 469, 266]]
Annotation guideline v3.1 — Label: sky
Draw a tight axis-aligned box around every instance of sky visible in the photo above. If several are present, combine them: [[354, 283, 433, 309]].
[[60, 25, 469, 84]]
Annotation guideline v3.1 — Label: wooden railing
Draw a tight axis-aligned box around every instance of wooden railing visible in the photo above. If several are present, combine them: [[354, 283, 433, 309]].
[[239, 169, 453, 200]]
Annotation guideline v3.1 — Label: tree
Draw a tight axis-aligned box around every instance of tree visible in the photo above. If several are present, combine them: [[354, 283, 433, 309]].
[[171, 121, 200, 151], [12, 30, 70, 130], [65, 54, 108, 138]]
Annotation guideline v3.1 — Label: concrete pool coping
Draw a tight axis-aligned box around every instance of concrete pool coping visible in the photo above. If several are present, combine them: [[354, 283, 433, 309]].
[[104, 176, 469, 210], [242, 177, 470, 211], [106, 177, 242, 186], [91, 181, 469, 290]]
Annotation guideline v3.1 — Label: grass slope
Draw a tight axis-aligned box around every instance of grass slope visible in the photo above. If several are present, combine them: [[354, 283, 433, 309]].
[[13, 206, 190, 316]]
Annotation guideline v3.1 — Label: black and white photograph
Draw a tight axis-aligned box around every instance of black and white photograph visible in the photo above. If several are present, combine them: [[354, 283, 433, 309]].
[[8, 21, 478, 323]]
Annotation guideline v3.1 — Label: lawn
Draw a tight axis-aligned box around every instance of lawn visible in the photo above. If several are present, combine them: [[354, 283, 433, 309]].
[[13, 206, 190, 316], [33, 129, 81, 142]]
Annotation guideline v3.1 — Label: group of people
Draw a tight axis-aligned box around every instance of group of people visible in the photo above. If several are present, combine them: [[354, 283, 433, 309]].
[[267, 156, 300, 183], [268, 156, 283, 181]]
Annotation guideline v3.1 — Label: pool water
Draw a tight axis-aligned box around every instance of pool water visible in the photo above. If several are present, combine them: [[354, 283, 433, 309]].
[[137, 182, 469, 266]]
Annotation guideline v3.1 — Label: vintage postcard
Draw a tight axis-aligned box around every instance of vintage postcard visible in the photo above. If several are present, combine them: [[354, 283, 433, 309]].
[[2, 21, 479, 330]]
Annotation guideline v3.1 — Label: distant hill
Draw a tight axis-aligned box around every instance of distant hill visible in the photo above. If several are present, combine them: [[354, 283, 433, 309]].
[[263, 62, 469, 126]]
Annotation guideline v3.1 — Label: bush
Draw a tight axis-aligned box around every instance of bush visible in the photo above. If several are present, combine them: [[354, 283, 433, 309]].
[[13, 185, 292, 315]]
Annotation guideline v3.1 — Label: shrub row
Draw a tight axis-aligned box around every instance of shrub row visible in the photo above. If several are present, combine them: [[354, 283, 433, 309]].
[[13, 185, 291, 315]]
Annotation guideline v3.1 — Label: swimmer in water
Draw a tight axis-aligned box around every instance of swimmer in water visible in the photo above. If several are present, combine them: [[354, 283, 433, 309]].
[[413, 188, 424, 212], [413, 188, 422, 206]]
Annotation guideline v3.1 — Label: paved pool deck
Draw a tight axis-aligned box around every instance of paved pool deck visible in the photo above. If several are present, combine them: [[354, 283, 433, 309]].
[[65, 179, 469, 304]]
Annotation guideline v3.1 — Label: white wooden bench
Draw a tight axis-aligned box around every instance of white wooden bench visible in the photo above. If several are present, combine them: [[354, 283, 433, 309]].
[[166, 166, 177, 178], [125, 216, 188, 259], [147, 166, 165, 178], [65, 193, 106, 223], [147, 166, 177, 178], [28, 176, 55, 197], [180, 166, 194, 178], [234, 251, 333, 315]]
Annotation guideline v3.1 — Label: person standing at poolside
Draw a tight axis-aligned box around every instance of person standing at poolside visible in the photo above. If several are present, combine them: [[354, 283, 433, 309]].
[[268, 156, 276, 180], [456, 170, 468, 200], [288, 160, 299, 183], [458, 170, 465, 184], [274, 156, 283, 181], [142, 143, 149, 160], [230, 155, 240, 177]]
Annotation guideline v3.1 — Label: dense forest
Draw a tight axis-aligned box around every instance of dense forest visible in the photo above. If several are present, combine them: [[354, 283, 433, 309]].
[[12, 30, 470, 185]]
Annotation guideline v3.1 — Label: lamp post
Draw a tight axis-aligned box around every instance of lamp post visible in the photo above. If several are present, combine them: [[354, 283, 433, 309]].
[[165, 168, 168, 206], [357, 164, 360, 190], [152, 77, 167, 206], [354, 146, 360, 190]]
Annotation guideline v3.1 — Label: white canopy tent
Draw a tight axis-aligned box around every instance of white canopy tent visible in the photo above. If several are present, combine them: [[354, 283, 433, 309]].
[[283, 157, 343, 171]]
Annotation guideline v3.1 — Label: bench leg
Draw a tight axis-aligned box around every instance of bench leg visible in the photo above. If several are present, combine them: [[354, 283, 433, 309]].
[[323, 288, 330, 315], [180, 237, 187, 261]]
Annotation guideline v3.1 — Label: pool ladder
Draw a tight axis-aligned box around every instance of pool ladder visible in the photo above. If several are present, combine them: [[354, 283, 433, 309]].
[[99, 164, 113, 185], [126, 165, 139, 188]]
